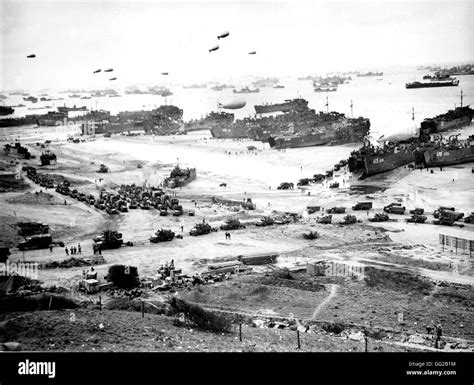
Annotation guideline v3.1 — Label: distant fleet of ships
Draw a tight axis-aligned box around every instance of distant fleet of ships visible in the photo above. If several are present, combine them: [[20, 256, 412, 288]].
[[1, 63, 473, 179]]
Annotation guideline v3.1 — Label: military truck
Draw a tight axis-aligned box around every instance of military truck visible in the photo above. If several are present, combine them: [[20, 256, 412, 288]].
[[407, 214, 427, 223], [352, 202, 373, 211], [78, 276, 100, 294], [256, 216, 274, 227], [317, 215, 332, 224], [340, 215, 359, 225], [220, 218, 246, 230], [277, 182, 293, 190], [86, 195, 96, 205], [97, 164, 109, 173], [150, 229, 175, 243], [326, 207, 346, 214], [189, 222, 216, 236], [40, 150, 57, 166], [242, 198, 256, 210], [369, 213, 390, 222], [172, 205, 183, 216], [464, 213, 474, 223], [433, 208, 463, 221], [18, 234, 53, 251], [118, 201, 128, 212], [297, 178, 311, 187], [383, 203, 406, 214], [312, 174, 325, 182], [106, 206, 119, 215], [93, 230, 123, 249]]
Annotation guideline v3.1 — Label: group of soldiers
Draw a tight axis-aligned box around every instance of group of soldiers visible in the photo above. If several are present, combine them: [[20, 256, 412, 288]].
[[64, 244, 81, 256]]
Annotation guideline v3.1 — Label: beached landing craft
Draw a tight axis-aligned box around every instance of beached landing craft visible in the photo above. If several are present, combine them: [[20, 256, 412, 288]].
[[163, 165, 197, 188], [268, 116, 370, 149], [423, 135, 474, 168], [420, 104, 474, 136]]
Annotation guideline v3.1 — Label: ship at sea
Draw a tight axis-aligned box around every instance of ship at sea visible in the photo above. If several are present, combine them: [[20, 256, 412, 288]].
[[185, 112, 234, 131], [57, 105, 87, 113], [420, 105, 473, 136], [233, 87, 260, 94], [252, 77, 279, 88], [357, 71, 383, 77], [183, 84, 207, 89], [314, 86, 337, 92], [406, 78, 459, 89], [254, 98, 308, 114], [23, 96, 38, 103], [0, 106, 15, 116], [422, 134, 474, 168], [268, 116, 370, 149]]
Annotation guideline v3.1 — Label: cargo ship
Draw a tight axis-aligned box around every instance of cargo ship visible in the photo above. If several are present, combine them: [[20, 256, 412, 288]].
[[423, 135, 474, 168], [268, 117, 370, 149], [23, 96, 38, 103], [233, 87, 260, 94], [254, 98, 308, 114], [58, 105, 87, 113], [164, 165, 196, 188], [420, 105, 473, 136], [405, 78, 459, 88], [0, 106, 14, 116]]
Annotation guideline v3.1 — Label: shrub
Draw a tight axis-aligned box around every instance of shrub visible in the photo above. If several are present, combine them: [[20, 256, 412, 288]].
[[320, 322, 345, 335], [168, 297, 232, 333]]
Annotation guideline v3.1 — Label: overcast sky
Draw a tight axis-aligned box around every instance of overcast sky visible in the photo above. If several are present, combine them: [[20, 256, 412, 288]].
[[1, 0, 472, 90]]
